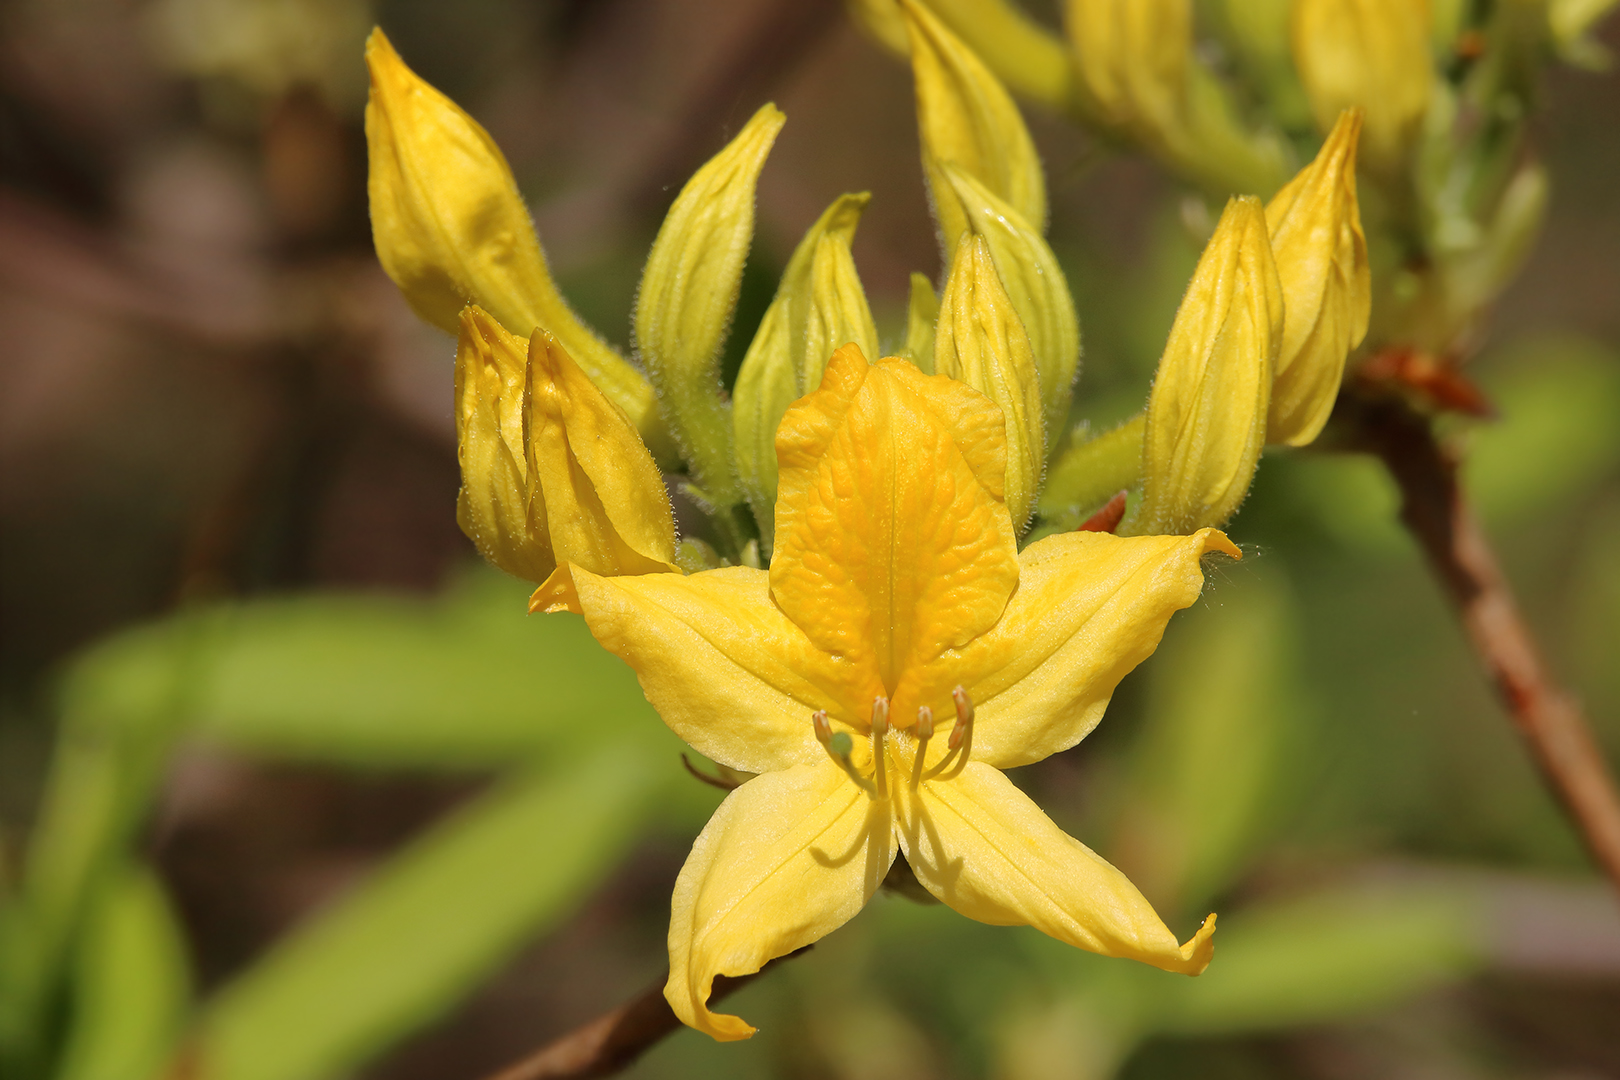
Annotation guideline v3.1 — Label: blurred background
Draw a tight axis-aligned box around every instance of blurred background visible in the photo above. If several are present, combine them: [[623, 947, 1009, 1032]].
[[2, 1, 1618, 1078]]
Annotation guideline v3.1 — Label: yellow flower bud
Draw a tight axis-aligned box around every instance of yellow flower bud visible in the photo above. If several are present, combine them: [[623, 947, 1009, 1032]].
[[1263, 109, 1370, 446], [454, 307, 677, 601], [733, 193, 877, 551], [1133, 197, 1282, 535], [1290, 0, 1434, 174], [1065, 0, 1192, 136], [904, 271, 940, 373], [935, 235, 1046, 530], [364, 29, 665, 458], [901, 0, 1046, 256], [455, 307, 546, 582], [940, 163, 1080, 445], [524, 328, 680, 609], [849, 0, 1075, 109], [803, 232, 882, 397], [635, 103, 785, 502]]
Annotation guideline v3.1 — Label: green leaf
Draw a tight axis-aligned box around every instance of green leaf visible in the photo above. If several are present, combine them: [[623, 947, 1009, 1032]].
[[63, 570, 658, 768], [2, 623, 204, 1076], [1109, 575, 1305, 915], [1156, 884, 1484, 1034], [194, 742, 660, 1080], [1469, 336, 1620, 526], [56, 865, 190, 1080]]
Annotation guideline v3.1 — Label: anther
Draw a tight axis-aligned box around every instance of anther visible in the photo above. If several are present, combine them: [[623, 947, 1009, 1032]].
[[869, 697, 890, 798], [812, 709, 833, 745], [948, 686, 975, 751], [915, 706, 935, 741], [909, 705, 934, 789]]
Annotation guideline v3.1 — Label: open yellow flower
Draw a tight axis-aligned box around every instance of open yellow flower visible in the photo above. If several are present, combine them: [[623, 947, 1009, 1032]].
[[555, 343, 1236, 1040]]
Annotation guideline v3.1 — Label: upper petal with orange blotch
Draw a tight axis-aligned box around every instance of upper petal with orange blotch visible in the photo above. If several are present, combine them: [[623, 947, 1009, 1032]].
[[769, 344, 1019, 720]]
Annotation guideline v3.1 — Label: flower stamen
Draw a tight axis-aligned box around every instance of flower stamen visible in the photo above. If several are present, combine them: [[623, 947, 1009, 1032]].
[[922, 686, 975, 782], [910, 705, 934, 789]]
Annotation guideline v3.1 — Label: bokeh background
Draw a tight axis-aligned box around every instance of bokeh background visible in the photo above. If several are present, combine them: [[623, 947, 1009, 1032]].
[[2, 1, 1619, 1078]]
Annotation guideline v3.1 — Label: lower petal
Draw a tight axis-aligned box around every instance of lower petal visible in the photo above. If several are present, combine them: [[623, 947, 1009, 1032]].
[[901, 762, 1214, 975], [668, 762, 896, 1040]]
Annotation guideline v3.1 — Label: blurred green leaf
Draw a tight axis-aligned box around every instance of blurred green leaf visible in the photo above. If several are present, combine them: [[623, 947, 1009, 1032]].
[[1157, 884, 1484, 1034], [1469, 336, 1620, 525], [1568, 495, 1620, 730], [193, 741, 662, 1080], [56, 864, 190, 1080], [65, 569, 657, 768], [1108, 574, 1305, 914], [2, 622, 205, 1077], [1276, 451, 1409, 555]]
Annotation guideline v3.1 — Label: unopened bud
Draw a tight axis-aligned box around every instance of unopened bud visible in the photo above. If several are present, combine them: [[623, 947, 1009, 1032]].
[[1291, 0, 1434, 174], [453, 307, 678, 604], [935, 235, 1046, 530], [365, 29, 665, 458], [940, 164, 1080, 444], [454, 307, 548, 582], [636, 103, 785, 501], [1132, 197, 1282, 536], [902, 0, 1047, 258], [733, 193, 876, 551], [1264, 109, 1370, 446]]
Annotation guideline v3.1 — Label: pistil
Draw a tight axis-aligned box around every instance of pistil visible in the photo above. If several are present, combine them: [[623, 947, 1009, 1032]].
[[870, 696, 890, 798], [813, 709, 876, 797]]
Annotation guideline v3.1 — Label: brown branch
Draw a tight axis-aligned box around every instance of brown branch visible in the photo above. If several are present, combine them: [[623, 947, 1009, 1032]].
[[480, 949, 807, 1080], [1342, 392, 1620, 898]]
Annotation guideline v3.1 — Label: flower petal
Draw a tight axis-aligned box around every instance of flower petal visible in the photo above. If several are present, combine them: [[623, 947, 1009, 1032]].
[[901, 761, 1215, 974], [771, 346, 1019, 717], [668, 762, 895, 1040], [946, 528, 1239, 768], [568, 565, 856, 773], [526, 329, 678, 574]]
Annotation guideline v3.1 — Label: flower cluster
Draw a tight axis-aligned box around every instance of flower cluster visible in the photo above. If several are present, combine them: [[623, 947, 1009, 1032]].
[[364, 0, 1368, 1041]]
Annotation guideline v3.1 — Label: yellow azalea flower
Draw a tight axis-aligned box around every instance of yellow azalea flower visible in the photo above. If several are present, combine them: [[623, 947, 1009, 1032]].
[[364, 28, 671, 462], [1264, 109, 1370, 446], [453, 306, 678, 603], [553, 344, 1235, 1040]]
